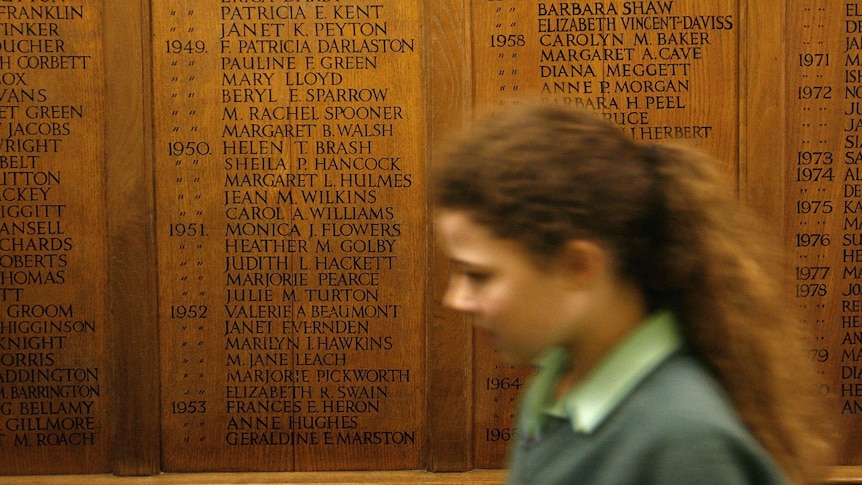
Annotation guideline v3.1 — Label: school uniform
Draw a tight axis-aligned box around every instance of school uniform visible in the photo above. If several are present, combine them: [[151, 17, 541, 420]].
[[507, 312, 786, 485]]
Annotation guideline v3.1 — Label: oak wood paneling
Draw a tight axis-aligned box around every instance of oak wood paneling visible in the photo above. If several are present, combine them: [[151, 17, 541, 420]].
[[1, 0, 860, 480]]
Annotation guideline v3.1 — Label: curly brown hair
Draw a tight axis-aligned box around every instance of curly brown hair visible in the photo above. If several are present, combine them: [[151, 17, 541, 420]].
[[432, 103, 834, 484]]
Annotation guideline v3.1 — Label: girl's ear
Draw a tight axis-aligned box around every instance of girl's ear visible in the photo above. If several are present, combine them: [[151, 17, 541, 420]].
[[558, 240, 608, 288]]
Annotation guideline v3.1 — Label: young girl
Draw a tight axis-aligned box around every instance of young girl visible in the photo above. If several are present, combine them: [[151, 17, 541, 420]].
[[432, 103, 833, 484]]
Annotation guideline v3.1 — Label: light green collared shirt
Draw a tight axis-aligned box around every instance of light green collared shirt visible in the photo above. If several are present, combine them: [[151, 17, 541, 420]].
[[521, 312, 683, 437]]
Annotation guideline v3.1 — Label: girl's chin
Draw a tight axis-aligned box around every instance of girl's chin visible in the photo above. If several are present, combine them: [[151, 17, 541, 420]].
[[474, 328, 498, 348], [474, 329, 534, 364]]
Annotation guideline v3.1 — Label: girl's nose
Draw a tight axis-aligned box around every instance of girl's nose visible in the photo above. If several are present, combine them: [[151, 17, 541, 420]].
[[443, 275, 477, 313]]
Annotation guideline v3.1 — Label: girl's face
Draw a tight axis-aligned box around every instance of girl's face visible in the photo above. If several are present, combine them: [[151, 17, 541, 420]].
[[436, 210, 589, 364]]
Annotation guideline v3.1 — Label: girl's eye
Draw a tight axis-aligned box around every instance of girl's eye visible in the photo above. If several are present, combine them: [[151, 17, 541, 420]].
[[463, 271, 490, 283]]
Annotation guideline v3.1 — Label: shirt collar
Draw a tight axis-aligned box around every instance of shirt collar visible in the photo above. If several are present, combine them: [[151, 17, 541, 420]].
[[522, 311, 683, 437]]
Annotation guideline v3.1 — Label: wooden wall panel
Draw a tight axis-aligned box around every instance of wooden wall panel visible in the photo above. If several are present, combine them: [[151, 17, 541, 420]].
[[150, 1, 427, 472], [0, 1, 112, 474], [784, 0, 862, 466], [469, 0, 738, 156], [466, 0, 740, 468]]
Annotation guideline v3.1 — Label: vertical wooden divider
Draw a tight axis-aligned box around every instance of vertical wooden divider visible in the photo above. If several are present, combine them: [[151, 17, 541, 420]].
[[424, 0, 475, 473], [104, 0, 160, 475], [738, 0, 786, 225]]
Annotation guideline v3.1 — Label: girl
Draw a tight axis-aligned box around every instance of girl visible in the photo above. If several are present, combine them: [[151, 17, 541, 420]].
[[432, 103, 833, 484]]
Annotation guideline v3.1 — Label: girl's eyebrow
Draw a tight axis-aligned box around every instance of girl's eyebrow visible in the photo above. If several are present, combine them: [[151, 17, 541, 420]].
[[447, 258, 471, 271], [448, 256, 486, 269]]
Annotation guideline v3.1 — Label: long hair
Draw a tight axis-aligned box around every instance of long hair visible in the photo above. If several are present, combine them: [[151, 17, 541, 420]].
[[432, 103, 834, 483]]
